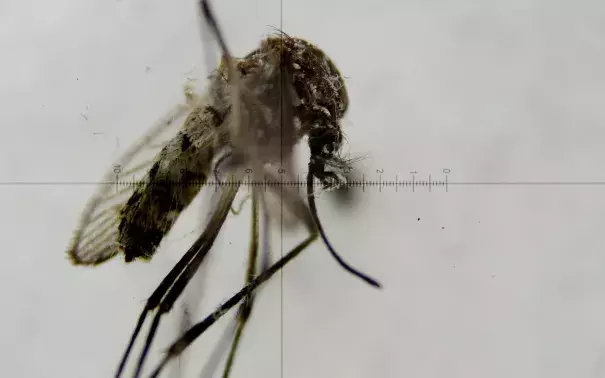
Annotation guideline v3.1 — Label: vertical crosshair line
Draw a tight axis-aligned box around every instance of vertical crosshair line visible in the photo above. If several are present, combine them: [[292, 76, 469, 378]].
[[278, 2, 285, 378]]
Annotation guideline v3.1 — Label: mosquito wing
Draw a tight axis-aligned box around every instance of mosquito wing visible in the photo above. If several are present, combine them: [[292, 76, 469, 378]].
[[66, 90, 216, 266]]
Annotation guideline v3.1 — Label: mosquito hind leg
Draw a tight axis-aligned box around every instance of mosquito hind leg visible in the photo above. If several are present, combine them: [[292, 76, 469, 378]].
[[114, 183, 240, 378], [144, 165, 321, 376], [147, 227, 318, 378], [150, 179, 319, 378]]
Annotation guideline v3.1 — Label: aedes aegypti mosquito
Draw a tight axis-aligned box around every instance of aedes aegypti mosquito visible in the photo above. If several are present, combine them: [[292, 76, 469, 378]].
[[65, 1, 381, 377]]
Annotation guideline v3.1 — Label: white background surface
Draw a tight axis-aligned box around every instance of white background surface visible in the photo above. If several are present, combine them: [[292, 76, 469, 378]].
[[3, 0, 605, 377]]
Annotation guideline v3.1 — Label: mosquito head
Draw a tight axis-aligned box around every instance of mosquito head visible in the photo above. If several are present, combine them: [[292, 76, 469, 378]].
[[265, 35, 353, 191]]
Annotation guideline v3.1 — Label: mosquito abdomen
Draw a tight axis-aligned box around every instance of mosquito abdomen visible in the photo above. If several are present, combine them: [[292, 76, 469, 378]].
[[117, 107, 221, 262]]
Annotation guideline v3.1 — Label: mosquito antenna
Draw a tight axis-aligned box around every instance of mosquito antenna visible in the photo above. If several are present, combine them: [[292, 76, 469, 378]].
[[306, 170, 381, 288]]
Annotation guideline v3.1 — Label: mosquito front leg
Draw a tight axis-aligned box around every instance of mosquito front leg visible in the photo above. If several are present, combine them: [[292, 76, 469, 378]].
[[221, 191, 260, 378]]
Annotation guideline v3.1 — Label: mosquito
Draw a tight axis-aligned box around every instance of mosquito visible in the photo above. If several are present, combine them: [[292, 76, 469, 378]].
[[65, 1, 381, 377]]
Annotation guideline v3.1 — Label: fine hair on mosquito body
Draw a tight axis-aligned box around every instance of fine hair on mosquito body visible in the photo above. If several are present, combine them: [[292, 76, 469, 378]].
[[65, 1, 382, 377]]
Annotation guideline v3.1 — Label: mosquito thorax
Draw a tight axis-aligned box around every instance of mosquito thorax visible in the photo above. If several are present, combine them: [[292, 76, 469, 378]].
[[248, 35, 349, 119], [235, 34, 352, 188]]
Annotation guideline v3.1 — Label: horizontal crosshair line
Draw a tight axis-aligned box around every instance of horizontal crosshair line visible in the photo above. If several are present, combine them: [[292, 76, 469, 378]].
[[447, 182, 605, 185], [2, 180, 605, 186]]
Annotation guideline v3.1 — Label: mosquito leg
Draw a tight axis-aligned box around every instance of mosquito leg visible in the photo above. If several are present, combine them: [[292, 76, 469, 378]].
[[114, 246, 193, 378], [144, 171, 380, 377], [114, 182, 240, 378], [170, 243, 211, 378], [199, 0, 233, 72], [148, 228, 318, 378], [196, 317, 238, 378], [198, 0, 242, 145], [114, 247, 198, 378], [221, 191, 260, 378], [145, 167, 336, 377], [168, 302, 192, 378], [133, 182, 241, 378], [212, 153, 252, 215], [230, 193, 250, 215]]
